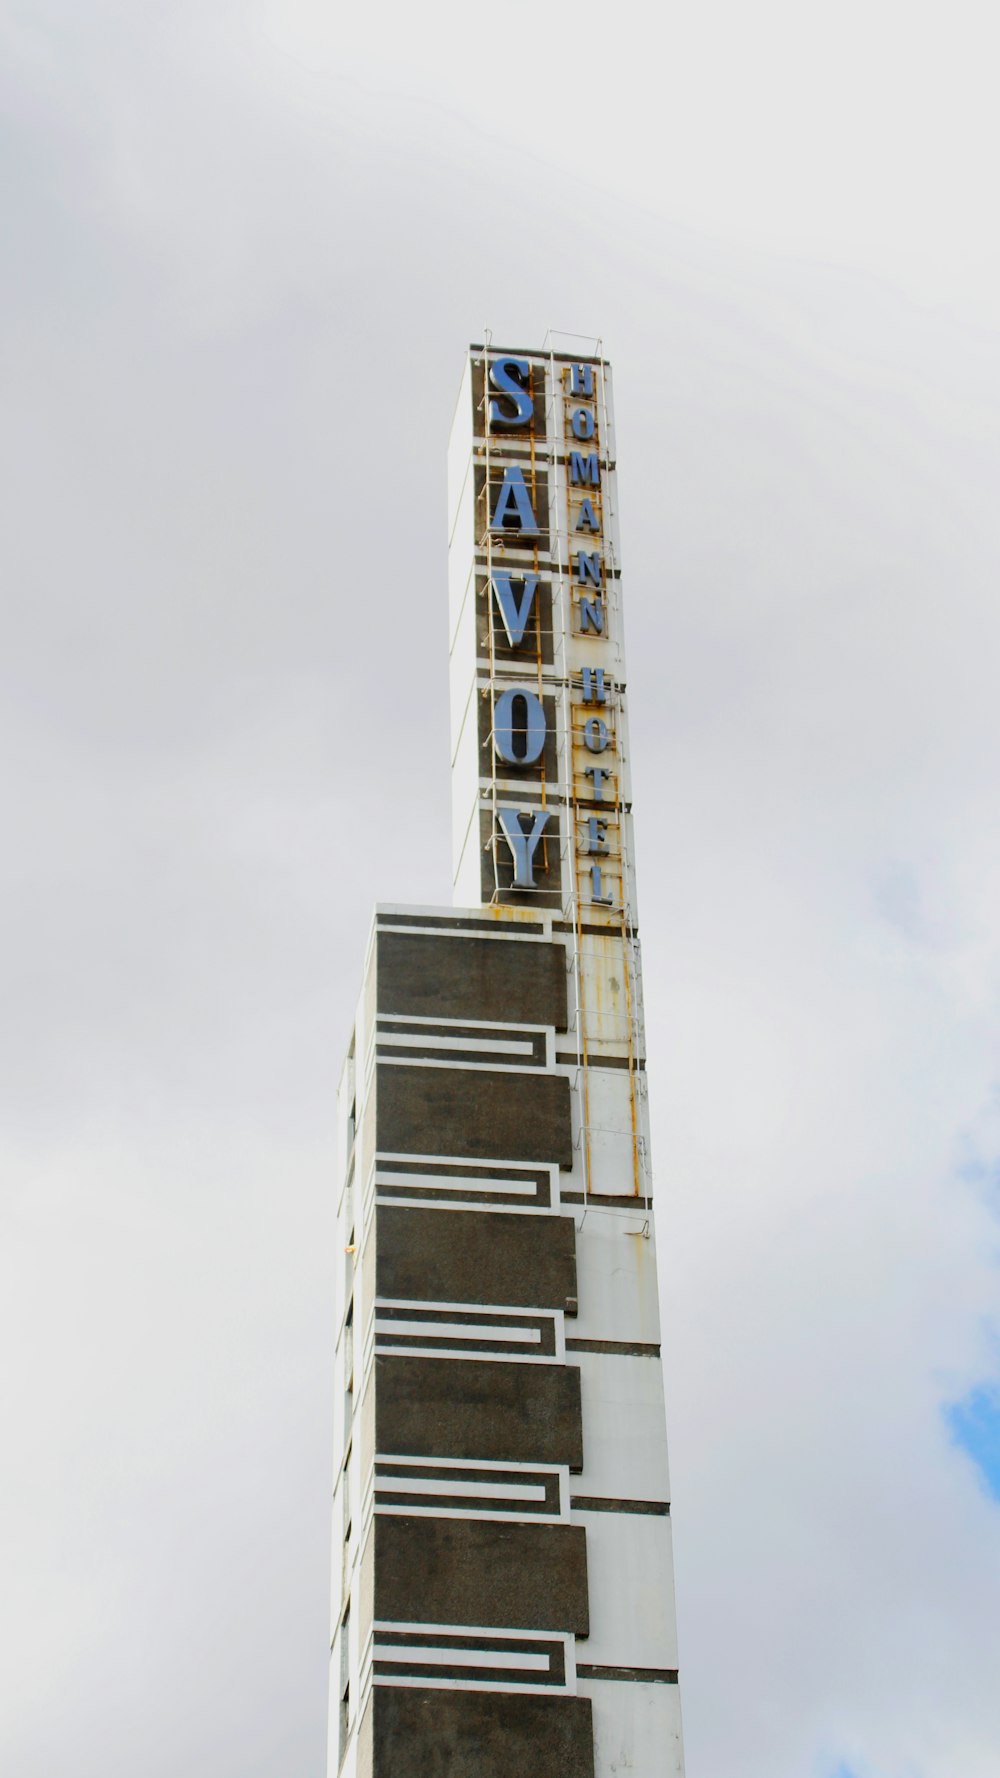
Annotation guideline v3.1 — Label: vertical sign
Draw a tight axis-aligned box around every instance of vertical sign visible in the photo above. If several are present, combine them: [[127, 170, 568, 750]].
[[453, 346, 632, 924]]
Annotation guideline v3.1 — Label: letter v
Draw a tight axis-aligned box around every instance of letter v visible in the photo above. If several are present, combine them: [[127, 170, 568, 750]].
[[491, 573, 539, 648]]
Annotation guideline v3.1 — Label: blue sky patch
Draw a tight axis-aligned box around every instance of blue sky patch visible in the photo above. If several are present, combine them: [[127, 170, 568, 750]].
[[946, 1385, 1000, 1501]]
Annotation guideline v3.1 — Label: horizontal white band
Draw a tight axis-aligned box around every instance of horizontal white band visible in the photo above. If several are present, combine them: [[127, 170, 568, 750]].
[[377, 1171, 537, 1195], [374, 1645, 550, 1672], [379, 1033, 535, 1056], [375, 1319, 540, 1344], [376, 1476, 546, 1501]]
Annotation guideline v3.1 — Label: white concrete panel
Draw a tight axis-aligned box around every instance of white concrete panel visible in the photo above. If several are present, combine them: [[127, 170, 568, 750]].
[[617, 809, 639, 929], [566, 611, 625, 681], [330, 1504, 343, 1628], [586, 1053, 635, 1129], [574, 936, 638, 1063], [597, 362, 617, 465], [447, 536, 474, 652], [331, 1362, 347, 1480], [328, 1629, 359, 1778], [446, 356, 472, 541], [449, 679, 479, 889], [326, 1662, 352, 1778], [572, 1207, 662, 1344], [447, 558, 476, 685], [574, 1351, 670, 1502], [578, 1064, 653, 1197], [451, 788, 482, 906], [574, 1510, 679, 1669], [577, 1676, 684, 1778], [612, 693, 634, 808], [447, 479, 474, 635]]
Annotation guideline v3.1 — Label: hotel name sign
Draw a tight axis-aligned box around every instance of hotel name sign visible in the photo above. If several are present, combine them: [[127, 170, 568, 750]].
[[475, 350, 624, 920]]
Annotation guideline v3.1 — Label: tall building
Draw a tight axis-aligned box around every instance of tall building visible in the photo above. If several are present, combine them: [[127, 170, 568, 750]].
[[328, 343, 684, 1778]]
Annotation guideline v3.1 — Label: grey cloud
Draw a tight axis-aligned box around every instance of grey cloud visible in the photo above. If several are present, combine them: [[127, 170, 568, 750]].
[[3, 6, 1000, 1777]]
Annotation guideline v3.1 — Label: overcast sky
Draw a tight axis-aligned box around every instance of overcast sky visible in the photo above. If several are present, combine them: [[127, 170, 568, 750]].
[[3, 5, 1000, 1777]]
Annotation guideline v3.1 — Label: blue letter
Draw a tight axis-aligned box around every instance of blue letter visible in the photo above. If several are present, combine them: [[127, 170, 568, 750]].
[[575, 552, 602, 588], [582, 668, 607, 704], [490, 466, 539, 535], [570, 452, 599, 486], [584, 717, 609, 752], [493, 687, 546, 766], [585, 816, 609, 854], [491, 572, 539, 647], [575, 498, 599, 532], [571, 407, 595, 441], [579, 598, 604, 634], [497, 807, 551, 889], [585, 765, 611, 799], [591, 863, 614, 905], [489, 357, 533, 429], [570, 363, 595, 397]]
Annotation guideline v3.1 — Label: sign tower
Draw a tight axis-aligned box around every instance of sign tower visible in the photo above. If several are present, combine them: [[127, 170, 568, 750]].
[[328, 342, 685, 1778]]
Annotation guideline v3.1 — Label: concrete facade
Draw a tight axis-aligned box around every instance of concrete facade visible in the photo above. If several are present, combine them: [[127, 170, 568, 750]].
[[328, 346, 684, 1778]]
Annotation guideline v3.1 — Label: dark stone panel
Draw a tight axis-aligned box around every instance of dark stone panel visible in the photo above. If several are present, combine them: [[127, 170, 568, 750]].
[[570, 1496, 670, 1515], [375, 1205, 578, 1314], [554, 1051, 645, 1071], [376, 930, 567, 1031], [372, 1686, 594, 1778], [576, 1664, 679, 1684], [565, 1339, 661, 1357], [376, 1064, 572, 1169], [552, 919, 633, 938], [375, 1515, 589, 1633], [561, 1191, 653, 1209], [375, 1354, 583, 1471]]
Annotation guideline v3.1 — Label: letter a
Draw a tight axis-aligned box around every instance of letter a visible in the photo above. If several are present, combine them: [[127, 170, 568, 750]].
[[490, 466, 540, 535]]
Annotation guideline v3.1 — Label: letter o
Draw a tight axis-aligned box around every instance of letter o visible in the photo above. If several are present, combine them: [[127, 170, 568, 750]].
[[584, 716, 609, 753], [494, 687, 546, 765], [571, 407, 596, 441]]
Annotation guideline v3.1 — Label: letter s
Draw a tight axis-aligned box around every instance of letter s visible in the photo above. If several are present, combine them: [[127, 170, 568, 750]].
[[488, 357, 533, 429]]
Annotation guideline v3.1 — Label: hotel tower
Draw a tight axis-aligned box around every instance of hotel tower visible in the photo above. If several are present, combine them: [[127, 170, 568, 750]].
[[328, 343, 685, 1778]]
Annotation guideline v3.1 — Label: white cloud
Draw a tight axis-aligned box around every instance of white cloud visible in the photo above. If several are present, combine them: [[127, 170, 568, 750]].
[[2, 5, 999, 1775]]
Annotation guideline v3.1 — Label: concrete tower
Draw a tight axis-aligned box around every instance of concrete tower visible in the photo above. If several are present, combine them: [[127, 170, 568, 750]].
[[328, 342, 684, 1778]]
